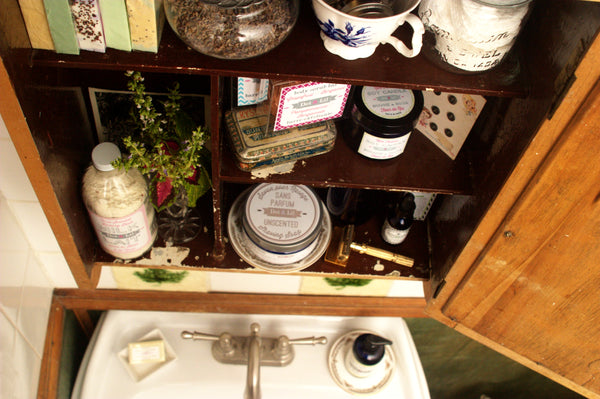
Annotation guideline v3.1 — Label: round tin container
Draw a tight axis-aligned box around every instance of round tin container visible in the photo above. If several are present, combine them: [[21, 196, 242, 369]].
[[345, 86, 424, 160], [243, 183, 323, 255], [227, 187, 332, 272]]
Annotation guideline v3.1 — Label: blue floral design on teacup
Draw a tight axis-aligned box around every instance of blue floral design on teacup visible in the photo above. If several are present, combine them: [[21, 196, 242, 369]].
[[317, 19, 370, 47]]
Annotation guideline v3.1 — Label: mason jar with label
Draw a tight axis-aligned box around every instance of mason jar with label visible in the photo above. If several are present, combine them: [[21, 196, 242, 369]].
[[345, 86, 424, 160], [82, 142, 157, 259], [418, 0, 533, 73]]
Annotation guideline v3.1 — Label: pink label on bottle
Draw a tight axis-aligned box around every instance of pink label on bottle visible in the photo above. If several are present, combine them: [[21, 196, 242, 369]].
[[88, 203, 153, 258]]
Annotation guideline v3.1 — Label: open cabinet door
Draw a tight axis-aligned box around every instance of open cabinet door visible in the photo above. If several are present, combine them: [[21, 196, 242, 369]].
[[425, 35, 600, 398]]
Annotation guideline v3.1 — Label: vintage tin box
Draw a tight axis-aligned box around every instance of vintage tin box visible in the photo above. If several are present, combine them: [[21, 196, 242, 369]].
[[225, 105, 337, 171]]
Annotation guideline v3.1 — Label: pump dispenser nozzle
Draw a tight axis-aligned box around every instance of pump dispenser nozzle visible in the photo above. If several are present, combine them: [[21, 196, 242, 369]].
[[353, 334, 392, 366]]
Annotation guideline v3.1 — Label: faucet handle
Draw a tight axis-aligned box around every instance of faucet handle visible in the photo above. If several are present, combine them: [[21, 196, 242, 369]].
[[182, 331, 235, 357], [275, 335, 327, 353], [287, 336, 328, 345], [273, 335, 327, 363], [181, 331, 221, 341]]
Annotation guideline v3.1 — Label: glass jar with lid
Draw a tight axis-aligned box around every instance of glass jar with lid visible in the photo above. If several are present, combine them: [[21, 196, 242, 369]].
[[345, 85, 424, 161], [418, 0, 534, 73], [164, 0, 300, 59]]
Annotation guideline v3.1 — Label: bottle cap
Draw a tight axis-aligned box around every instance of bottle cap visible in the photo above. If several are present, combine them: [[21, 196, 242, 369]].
[[352, 333, 392, 366], [91, 142, 121, 172], [401, 193, 416, 214]]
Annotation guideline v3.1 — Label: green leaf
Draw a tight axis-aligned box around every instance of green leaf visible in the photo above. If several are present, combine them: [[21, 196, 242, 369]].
[[173, 111, 197, 141], [185, 169, 211, 208], [324, 278, 372, 290], [133, 269, 188, 284]]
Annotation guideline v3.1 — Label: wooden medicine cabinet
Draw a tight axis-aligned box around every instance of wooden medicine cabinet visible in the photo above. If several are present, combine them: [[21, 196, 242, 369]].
[[1, 1, 600, 397]]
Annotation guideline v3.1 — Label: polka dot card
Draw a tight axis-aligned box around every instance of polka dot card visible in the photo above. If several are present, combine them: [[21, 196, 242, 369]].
[[416, 91, 486, 160]]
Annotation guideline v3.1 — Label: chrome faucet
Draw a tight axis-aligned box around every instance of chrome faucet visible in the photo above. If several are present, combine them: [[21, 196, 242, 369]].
[[181, 322, 327, 399], [245, 323, 261, 399]]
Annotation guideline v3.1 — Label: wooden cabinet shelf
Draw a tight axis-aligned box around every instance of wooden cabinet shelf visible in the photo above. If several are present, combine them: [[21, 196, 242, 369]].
[[27, 3, 528, 98], [92, 186, 429, 280], [220, 119, 472, 194]]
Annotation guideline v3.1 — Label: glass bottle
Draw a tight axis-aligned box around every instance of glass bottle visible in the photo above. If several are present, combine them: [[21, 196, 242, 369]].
[[82, 142, 157, 259], [381, 192, 416, 245]]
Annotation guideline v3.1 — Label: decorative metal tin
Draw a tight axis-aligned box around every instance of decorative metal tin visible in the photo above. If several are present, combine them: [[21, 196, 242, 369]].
[[225, 106, 337, 171], [227, 185, 332, 272], [243, 184, 323, 254]]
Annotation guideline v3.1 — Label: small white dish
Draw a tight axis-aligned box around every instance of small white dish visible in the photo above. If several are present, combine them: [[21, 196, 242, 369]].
[[118, 329, 176, 382], [328, 330, 396, 396], [228, 188, 332, 273]]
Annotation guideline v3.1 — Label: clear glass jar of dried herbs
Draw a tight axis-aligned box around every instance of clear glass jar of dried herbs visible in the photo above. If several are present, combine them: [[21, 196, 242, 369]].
[[164, 0, 300, 59]]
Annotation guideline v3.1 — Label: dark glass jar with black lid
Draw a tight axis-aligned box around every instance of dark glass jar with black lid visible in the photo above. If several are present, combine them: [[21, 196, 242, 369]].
[[344, 86, 424, 160]]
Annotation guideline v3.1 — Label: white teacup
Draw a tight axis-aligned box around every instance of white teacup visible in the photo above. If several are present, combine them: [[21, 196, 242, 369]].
[[312, 0, 424, 60]]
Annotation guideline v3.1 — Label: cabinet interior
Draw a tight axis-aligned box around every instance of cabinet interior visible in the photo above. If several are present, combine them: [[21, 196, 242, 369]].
[[1, 0, 599, 291]]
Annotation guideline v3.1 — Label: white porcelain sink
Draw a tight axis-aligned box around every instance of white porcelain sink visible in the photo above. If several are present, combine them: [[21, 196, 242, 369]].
[[72, 310, 430, 399]]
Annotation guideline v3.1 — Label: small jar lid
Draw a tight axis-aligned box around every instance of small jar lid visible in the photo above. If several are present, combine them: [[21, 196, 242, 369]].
[[243, 183, 323, 254], [91, 142, 121, 172], [352, 86, 424, 136]]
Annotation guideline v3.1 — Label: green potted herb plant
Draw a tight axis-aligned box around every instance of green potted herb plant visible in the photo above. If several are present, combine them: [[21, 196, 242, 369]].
[[113, 71, 211, 244]]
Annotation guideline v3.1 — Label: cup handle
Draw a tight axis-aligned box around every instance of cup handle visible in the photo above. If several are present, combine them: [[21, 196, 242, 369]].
[[383, 13, 425, 58]]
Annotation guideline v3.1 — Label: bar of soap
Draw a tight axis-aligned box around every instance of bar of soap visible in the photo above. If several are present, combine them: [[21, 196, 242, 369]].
[[128, 339, 165, 364], [18, 0, 55, 50], [70, 0, 106, 52], [98, 0, 131, 51], [125, 0, 164, 53], [43, 0, 79, 54]]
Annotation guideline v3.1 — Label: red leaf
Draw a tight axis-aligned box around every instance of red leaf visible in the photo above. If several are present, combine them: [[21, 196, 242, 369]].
[[156, 178, 173, 207], [161, 141, 179, 155], [186, 166, 198, 184]]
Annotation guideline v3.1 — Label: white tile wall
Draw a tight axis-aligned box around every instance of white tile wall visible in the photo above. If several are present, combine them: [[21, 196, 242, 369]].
[[0, 114, 58, 399]]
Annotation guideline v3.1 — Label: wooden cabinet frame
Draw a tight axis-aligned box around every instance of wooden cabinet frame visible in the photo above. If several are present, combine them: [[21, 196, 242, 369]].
[[1, 1, 599, 398]]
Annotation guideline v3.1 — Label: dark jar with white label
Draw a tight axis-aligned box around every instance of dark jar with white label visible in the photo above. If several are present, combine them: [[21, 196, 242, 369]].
[[344, 86, 424, 160]]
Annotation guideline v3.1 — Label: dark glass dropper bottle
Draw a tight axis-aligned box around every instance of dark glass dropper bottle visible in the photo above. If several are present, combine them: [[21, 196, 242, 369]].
[[381, 192, 416, 245]]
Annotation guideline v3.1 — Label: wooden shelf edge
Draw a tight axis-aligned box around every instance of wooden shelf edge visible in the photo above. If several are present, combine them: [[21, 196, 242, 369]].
[[219, 125, 472, 195], [38, 295, 64, 399], [92, 261, 428, 282], [90, 218, 430, 282], [52, 288, 428, 317], [25, 3, 529, 98]]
